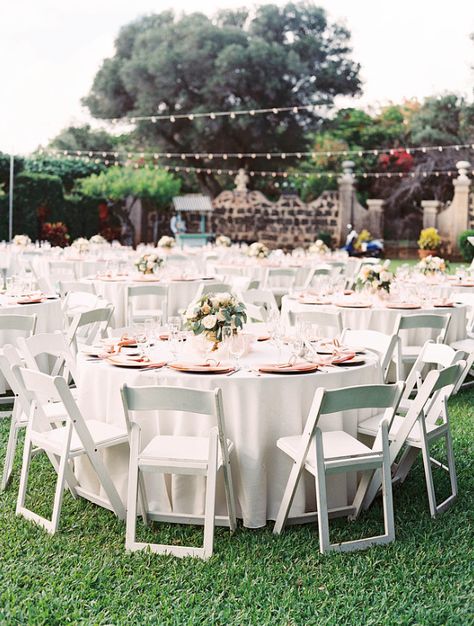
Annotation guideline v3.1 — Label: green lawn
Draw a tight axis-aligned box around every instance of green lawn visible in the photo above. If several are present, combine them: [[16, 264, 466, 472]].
[[0, 391, 473, 625]]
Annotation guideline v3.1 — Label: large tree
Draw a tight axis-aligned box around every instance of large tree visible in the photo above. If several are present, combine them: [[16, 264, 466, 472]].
[[83, 3, 361, 195]]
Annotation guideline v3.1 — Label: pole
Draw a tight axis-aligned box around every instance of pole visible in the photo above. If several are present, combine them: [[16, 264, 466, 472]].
[[8, 153, 14, 241]]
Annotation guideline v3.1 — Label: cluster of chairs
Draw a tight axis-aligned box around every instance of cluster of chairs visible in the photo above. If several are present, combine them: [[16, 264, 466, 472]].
[[0, 267, 473, 559]]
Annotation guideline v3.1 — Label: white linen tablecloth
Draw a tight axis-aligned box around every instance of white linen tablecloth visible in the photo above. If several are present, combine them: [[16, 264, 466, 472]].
[[75, 340, 381, 528]]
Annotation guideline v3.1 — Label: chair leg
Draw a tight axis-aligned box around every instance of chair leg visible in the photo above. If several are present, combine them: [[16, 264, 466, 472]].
[[125, 428, 140, 551], [221, 453, 237, 533], [1, 417, 20, 491], [420, 437, 438, 518], [16, 431, 33, 516], [203, 431, 218, 559], [273, 455, 306, 535], [49, 450, 69, 534], [314, 429, 330, 554], [381, 423, 395, 542]]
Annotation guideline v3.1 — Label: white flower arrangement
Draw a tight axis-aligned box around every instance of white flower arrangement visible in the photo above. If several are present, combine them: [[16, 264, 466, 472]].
[[247, 241, 269, 259], [90, 234, 107, 245], [308, 239, 330, 255], [356, 260, 393, 293], [71, 237, 90, 253], [134, 252, 163, 274], [215, 235, 231, 247], [416, 255, 447, 275], [184, 291, 247, 344], [158, 235, 176, 249], [13, 234, 31, 247]]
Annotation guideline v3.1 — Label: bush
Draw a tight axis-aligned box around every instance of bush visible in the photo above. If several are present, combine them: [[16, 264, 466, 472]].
[[458, 230, 474, 262], [63, 193, 101, 240], [317, 231, 332, 249], [13, 172, 64, 240]]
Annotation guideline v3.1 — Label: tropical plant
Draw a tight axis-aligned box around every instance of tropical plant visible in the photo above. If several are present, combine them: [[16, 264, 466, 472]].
[[458, 230, 474, 262]]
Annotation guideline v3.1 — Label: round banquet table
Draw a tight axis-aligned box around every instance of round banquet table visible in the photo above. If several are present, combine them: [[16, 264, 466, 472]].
[[82, 276, 221, 327], [0, 296, 63, 392], [75, 338, 382, 528], [281, 296, 467, 347]]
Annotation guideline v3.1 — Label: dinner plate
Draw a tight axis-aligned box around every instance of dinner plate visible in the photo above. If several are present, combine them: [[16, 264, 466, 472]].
[[433, 301, 455, 308], [385, 303, 421, 310], [333, 356, 365, 366], [258, 362, 319, 374], [16, 298, 45, 305], [335, 301, 372, 309], [107, 355, 166, 369], [256, 335, 271, 342], [168, 362, 234, 374], [298, 297, 332, 305]]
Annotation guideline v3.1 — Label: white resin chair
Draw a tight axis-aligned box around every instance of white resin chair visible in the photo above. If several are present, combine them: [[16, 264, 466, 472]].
[[48, 260, 78, 285], [245, 302, 266, 323], [264, 268, 298, 306], [393, 312, 451, 371], [273, 382, 404, 553], [288, 309, 343, 337], [303, 265, 332, 289], [18, 331, 78, 382], [16, 367, 127, 534], [126, 284, 169, 326], [0, 314, 37, 410], [340, 328, 399, 382], [194, 283, 232, 300], [59, 280, 96, 298], [241, 289, 278, 321], [67, 307, 114, 353], [358, 362, 465, 518], [121, 384, 236, 560]]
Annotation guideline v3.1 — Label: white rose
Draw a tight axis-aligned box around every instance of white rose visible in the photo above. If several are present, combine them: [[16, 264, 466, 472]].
[[202, 314, 217, 329], [380, 271, 391, 282], [216, 311, 226, 322]]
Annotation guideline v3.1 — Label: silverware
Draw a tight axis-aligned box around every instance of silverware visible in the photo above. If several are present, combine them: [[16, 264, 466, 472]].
[[225, 367, 241, 377]]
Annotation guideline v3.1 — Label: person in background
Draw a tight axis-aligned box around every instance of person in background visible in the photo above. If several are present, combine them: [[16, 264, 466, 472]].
[[170, 213, 186, 235]]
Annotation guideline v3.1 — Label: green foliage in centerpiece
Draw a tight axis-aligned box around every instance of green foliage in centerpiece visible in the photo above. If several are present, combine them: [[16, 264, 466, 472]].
[[184, 292, 247, 343], [134, 252, 163, 274]]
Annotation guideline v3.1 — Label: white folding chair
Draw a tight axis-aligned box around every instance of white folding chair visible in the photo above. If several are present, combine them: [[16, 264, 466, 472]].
[[16, 367, 127, 534], [393, 312, 451, 372], [126, 284, 169, 326], [241, 289, 278, 321], [67, 307, 114, 353], [245, 302, 266, 323], [273, 382, 404, 553], [194, 283, 232, 300], [340, 328, 399, 382], [48, 260, 78, 285], [18, 331, 78, 383], [303, 265, 332, 290], [62, 292, 105, 328], [264, 268, 297, 306], [0, 344, 72, 491], [358, 362, 465, 518], [0, 314, 37, 411], [59, 280, 96, 298], [450, 293, 474, 382], [288, 310, 343, 338], [121, 384, 236, 560]]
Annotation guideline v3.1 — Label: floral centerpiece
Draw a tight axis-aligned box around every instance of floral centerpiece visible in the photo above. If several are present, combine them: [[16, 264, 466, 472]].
[[418, 227, 441, 259], [71, 237, 90, 254], [41, 222, 70, 247], [90, 234, 107, 245], [13, 234, 31, 247], [184, 291, 247, 349], [158, 235, 176, 249], [134, 252, 163, 274], [308, 239, 329, 255], [215, 235, 231, 247], [356, 260, 393, 293], [247, 241, 269, 259], [416, 255, 447, 276]]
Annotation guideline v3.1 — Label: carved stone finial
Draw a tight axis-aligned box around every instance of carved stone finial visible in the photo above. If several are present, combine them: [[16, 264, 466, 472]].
[[234, 168, 249, 192], [456, 161, 471, 181], [340, 160, 355, 184]]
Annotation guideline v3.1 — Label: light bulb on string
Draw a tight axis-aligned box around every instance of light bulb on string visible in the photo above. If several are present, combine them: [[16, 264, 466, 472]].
[[230, 112, 236, 119], [210, 113, 216, 120], [251, 154, 256, 159], [188, 114, 194, 120], [170, 116, 176, 123], [151, 117, 157, 123]]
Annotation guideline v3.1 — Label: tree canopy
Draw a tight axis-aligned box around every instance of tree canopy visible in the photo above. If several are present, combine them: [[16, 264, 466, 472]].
[[82, 3, 361, 194]]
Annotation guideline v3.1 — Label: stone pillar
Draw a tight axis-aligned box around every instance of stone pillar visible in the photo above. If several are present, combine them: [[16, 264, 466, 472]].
[[337, 160, 356, 245], [421, 200, 441, 229], [366, 199, 384, 239]]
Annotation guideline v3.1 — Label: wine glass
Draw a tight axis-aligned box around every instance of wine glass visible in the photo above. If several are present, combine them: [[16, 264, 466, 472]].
[[228, 332, 245, 370], [133, 323, 148, 358]]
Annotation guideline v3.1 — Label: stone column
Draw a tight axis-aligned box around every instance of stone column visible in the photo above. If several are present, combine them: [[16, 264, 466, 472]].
[[337, 160, 356, 245], [421, 200, 441, 229], [366, 199, 384, 239], [450, 161, 471, 252]]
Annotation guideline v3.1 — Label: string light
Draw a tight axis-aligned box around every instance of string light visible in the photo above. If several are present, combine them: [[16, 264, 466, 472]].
[[43, 151, 469, 179], [37, 142, 474, 162]]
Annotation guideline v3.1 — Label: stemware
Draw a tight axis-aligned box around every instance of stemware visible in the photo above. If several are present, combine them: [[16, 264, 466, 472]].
[[228, 332, 245, 369]]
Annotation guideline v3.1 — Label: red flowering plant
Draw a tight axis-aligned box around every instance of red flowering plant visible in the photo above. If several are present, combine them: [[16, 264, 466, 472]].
[[41, 222, 70, 247], [378, 149, 414, 173]]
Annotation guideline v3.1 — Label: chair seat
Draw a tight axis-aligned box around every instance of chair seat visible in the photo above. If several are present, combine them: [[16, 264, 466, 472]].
[[131, 309, 163, 320], [400, 346, 421, 362], [140, 435, 233, 468], [451, 338, 474, 353], [358, 413, 442, 444], [277, 431, 372, 469], [31, 419, 128, 454]]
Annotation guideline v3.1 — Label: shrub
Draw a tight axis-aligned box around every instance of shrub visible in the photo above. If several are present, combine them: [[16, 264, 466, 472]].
[[317, 231, 332, 249], [458, 230, 474, 262], [418, 227, 441, 250], [41, 222, 70, 247]]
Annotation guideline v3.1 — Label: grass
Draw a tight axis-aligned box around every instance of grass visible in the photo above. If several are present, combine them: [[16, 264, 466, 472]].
[[0, 391, 473, 626]]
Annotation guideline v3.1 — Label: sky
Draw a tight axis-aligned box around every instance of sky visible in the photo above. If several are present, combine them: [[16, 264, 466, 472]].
[[0, 0, 473, 154]]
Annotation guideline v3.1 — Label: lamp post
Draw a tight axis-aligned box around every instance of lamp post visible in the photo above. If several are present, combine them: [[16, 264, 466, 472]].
[[8, 152, 14, 241]]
